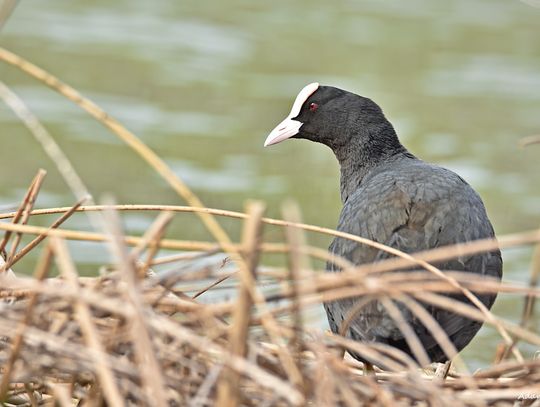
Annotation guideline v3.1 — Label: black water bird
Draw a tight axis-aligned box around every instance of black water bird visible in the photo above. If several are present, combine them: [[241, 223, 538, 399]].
[[264, 83, 502, 366]]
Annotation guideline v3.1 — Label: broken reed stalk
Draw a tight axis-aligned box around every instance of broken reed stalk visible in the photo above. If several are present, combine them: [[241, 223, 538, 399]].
[[397, 295, 466, 374], [498, 239, 540, 362], [0, 81, 92, 204], [413, 292, 540, 347], [523, 242, 540, 326], [102, 204, 167, 406], [379, 297, 431, 367], [282, 201, 310, 394], [51, 236, 124, 407], [192, 271, 236, 299], [519, 134, 540, 147], [0, 169, 46, 261], [128, 211, 174, 279], [0, 244, 53, 400], [217, 201, 265, 407], [50, 383, 73, 407], [1, 197, 86, 271]]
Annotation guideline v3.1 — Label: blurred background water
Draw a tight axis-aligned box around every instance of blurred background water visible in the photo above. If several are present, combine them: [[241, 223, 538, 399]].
[[1, 0, 539, 368]]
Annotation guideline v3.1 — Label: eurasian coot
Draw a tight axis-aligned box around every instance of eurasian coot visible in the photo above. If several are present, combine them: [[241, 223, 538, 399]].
[[264, 83, 502, 365]]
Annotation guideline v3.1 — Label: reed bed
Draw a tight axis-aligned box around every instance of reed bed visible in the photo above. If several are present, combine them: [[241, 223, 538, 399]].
[[1, 47, 540, 406]]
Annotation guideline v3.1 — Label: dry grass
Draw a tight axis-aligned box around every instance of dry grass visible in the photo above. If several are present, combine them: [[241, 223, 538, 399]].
[[0, 47, 540, 406]]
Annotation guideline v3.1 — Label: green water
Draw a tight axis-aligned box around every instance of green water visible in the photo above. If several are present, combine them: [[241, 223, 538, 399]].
[[1, 0, 539, 368]]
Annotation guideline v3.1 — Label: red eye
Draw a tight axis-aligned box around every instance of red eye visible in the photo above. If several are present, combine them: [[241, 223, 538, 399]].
[[309, 102, 319, 112]]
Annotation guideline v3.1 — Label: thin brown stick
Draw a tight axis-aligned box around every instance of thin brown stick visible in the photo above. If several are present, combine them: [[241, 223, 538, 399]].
[[129, 211, 174, 261], [0, 81, 92, 203], [311, 272, 540, 305], [499, 240, 540, 362], [324, 333, 410, 372], [23, 383, 38, 407], [414, 292, 540, 347], [192, 272, 238, 299], [51, 236, 124, 407], [519, 134, 540, 147], [397, 295, 464, 371], [379, 296, 431, 367], [189, 365, 223, 407], [339, 296, 376, 339], [473, 358, 540, 378], [239, 274, 306, 386], [150, 313, 304, 405], [0, 170, 46, 257], [4, 170, 47, 266], [522, 242, 540, 327], [102, 204, 167, 406], [0, 0, 19, 31], [217, 201, 265, 407], [129, 211, 174, 279], [0, 221, 229, 251], [49, 383, 73, 407], [150, 250, 219, 266], [282, 201, 310, 394], [0, 244, 53, 399], [1, 197, 86, 272]]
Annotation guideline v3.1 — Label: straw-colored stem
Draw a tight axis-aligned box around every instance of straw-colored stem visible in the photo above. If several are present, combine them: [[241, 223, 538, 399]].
[[51, 237, 124, 407], [0, 170, 46, 259], [50, 383, 73, 407], [414, 292, 540, 347], [1, 197, 86, 272], [0, 244, 53, 400], [5, 170, 47, 265], [519, 134, 540, 147], [129, 211, 174, 279], [380, 297, 430, 367], [217, 201, 265, 407], [102, 205, 167, 406], [397, 295, 465, 373], [0, 81, 92, 203], [282, 201, 309, 394]]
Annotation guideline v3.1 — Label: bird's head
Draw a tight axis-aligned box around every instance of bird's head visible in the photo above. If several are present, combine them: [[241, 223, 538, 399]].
[[264, 83, 401, 156]]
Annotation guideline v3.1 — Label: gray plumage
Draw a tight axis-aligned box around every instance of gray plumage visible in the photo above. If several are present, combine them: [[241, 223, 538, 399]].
[[265, 83, 502, 365], [325, 157, 501, 363]]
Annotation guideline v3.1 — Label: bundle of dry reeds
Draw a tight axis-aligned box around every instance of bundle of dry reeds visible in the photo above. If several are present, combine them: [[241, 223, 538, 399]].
[[1, 47, 539, 406]]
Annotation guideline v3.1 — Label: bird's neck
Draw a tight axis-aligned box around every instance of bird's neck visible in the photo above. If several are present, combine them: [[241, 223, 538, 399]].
[[338, 154, 373, 204], [334, 131, 411, 204]]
